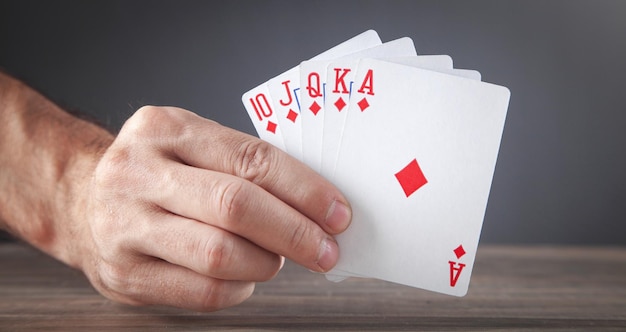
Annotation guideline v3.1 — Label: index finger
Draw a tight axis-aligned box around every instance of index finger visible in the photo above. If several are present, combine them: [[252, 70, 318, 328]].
[[149, 106, 352, 235]]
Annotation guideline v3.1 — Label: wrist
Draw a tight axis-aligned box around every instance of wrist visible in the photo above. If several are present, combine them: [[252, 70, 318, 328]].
[[53, 122, 113, 269], [0, 73, 114, 270]]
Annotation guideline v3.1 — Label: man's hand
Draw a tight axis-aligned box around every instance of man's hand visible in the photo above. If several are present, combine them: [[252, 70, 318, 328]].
[[82, 106, 352, 311], [0, 73, 351, 312]]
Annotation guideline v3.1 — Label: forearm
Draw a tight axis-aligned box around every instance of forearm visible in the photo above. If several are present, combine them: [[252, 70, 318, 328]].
[[0, 72, 114, 268]]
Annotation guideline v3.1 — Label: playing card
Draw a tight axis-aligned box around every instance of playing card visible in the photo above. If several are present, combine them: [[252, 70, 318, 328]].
[[299, 37, 417, 171], [324, 60, 483, 282], [321, 55, 481, 282], [242, 83, 286, 150], [321, 55, 479, 179], [328, 59, 510, 296], [264, 30, 383, 159], [242, 30, 382, 151]]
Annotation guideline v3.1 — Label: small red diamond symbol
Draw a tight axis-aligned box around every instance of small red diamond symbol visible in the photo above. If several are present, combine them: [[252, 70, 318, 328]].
[[266, 121, 277, 134], [453, 245, 466, 259], [286, 109, 298, 123], [334, 97, 346, 112], [309, 101, 321, 116], [357, 97, 369, 112], [394, 159, 428, 198]]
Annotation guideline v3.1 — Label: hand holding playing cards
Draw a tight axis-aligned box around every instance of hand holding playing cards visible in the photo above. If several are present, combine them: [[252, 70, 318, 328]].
[[81, 106, 352, 311], [0, 74, 351, 313]]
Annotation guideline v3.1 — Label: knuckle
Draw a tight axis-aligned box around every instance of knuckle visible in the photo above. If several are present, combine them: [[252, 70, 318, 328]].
[[123, 106, 186, 140], [125, 106, 166, 136], [94, 146, 132, 190], [198, 280, 255, 312], [236, 139, 276, 185], [97, 261, 137, 298], [202, 234, 234, 275], [214, 179, 247, 227], [287, 222, 313, 255], [198, 280, 226, 312], [134, 105, 163, 120]]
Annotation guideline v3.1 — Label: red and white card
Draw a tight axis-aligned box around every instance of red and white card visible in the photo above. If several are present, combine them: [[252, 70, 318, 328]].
[[241, 30, 510, 297], [320, 55, 481, 180], [299, 37, 417, 171], [242, 30, 382, 153], [323, 57, 484, 283]]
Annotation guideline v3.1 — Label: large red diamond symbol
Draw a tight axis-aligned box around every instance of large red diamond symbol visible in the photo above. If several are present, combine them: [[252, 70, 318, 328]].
[[357, 97, 370, 112], [266, 121, 277, 134], [453, 245, 466, 259], [334, 97, 346, 112], [394, 158, 427, 198], [309, 101, 321, 116], [286, 109, 298, 123]]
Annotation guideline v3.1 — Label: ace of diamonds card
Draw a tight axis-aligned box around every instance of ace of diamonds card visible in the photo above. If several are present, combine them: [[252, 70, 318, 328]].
[[328, 58, 510, 296]]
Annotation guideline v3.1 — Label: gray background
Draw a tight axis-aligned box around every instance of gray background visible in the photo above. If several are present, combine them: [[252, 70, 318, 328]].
[[1, 0, 625, 244]]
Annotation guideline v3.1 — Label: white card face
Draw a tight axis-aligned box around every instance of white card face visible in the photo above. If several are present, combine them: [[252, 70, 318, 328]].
[[241, 84, 286, 150], [329, 59, 510, 296], [321, 55, 467, 179], [437, 68, 482, 81], [265, 30, 383, 160], [299, 37, 417, 171], [320, 58, 485, 284], [242, 30, 382, 151], [378, 55, 454, 69], [265, 68, 303, 158], [325, 60, 483, 282]]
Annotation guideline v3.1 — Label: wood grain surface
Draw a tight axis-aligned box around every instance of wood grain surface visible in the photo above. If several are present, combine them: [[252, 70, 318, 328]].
[[1, 242, 625, 331]]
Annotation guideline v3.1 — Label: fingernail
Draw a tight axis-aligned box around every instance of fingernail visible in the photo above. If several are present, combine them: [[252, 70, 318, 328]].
[[316, 237, 339, 272], [279, 256, 285, 270], [325, 200, 352, 233]]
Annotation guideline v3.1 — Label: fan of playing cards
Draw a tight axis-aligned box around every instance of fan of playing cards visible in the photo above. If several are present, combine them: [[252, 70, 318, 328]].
[[242, 30, 510, 297]]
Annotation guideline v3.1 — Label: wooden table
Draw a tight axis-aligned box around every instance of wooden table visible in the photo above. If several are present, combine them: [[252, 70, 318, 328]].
[[1, 242, 625, 331]]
